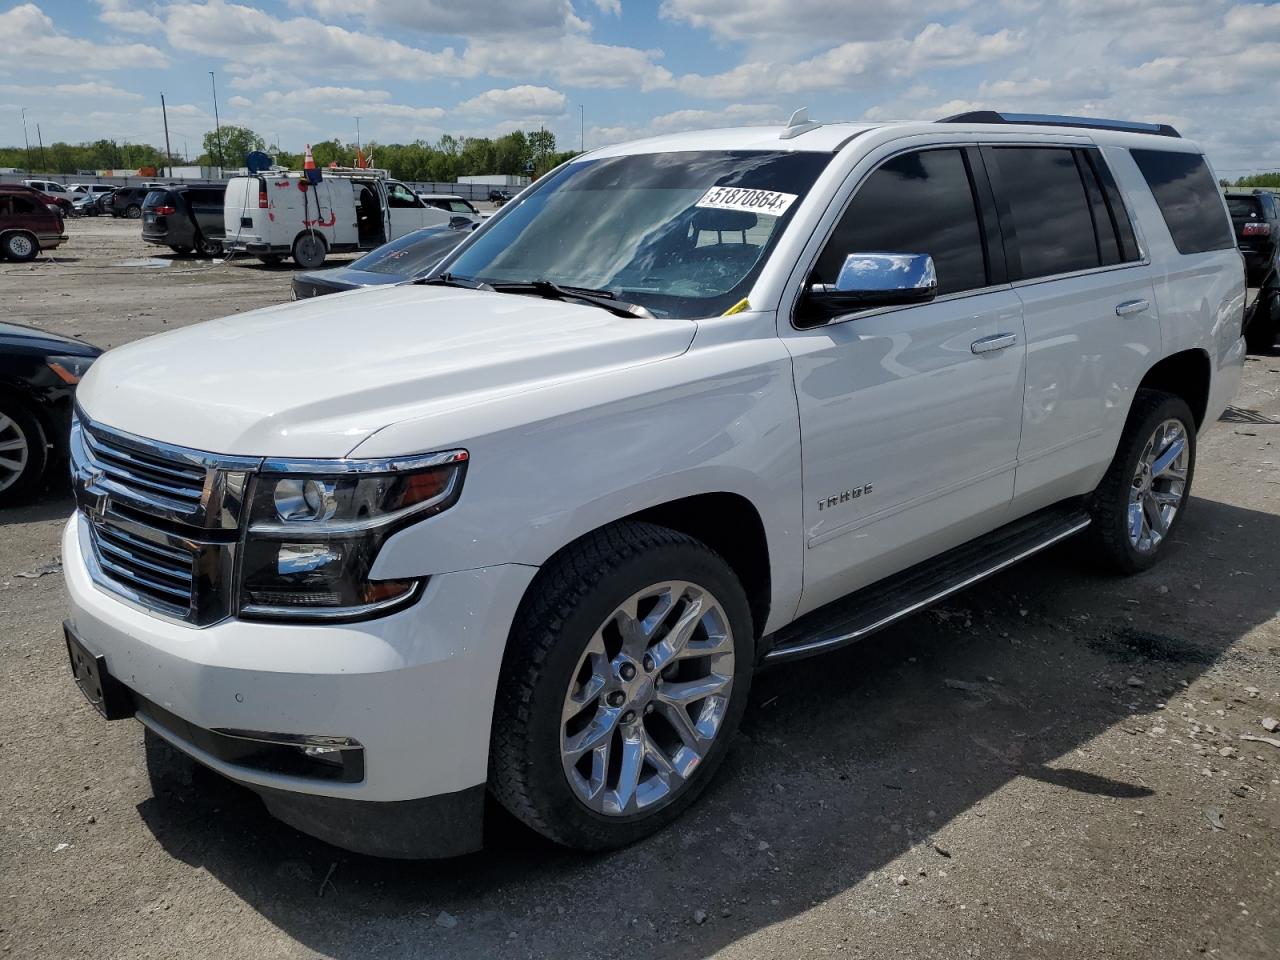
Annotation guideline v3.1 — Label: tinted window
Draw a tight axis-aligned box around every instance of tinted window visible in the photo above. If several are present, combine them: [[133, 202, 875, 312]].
[[1227, 196, 1262, 218], [815, 148, 988, 296], [1131, 149, 1234, 254], [991, 147, 1099, 279], [351, 226, 472, 276], [144, 190, 173, 207], [1082, 150, 1141, 264]]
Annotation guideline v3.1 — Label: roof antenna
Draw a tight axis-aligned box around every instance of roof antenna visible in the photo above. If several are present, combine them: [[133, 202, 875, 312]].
[[780, 106, 823, 140]]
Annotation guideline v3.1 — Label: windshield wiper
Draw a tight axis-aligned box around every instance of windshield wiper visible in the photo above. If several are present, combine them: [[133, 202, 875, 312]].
[[489, 279, 654, 319], [415, 272, 493, 291]]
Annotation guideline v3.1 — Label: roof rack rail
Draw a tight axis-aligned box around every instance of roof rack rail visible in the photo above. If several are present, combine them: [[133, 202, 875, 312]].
[[938, 110, 1181, 139]]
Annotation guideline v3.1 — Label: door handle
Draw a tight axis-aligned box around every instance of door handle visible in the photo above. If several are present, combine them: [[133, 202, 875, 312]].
[[1115, 298, 1150, 317], [971, 332, 1018, 354]]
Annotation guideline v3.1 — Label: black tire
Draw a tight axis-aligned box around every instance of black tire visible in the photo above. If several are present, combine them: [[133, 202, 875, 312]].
[[194, 232, 222, 257], [1245, 290, 1278, 354], [257, 254, 284, 266], [0, 400, 48, 508], [169, 245, 192, 255], [292, 232, 326, 269], [489, 521, 754, 851], [125, 204, 142, 220], [1086, 390, 1196, 574], [2, 231, 39, 262]]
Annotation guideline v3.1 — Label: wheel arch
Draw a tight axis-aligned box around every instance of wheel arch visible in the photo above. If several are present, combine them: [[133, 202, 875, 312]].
[[1137, 348, 1211, 430]]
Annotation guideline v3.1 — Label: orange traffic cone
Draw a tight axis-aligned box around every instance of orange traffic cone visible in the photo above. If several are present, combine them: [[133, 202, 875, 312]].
[[304, 144, 322, 184]]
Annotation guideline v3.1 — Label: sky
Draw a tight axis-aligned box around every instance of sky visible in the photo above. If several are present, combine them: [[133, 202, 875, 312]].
[[2, 0, 1279, 176]]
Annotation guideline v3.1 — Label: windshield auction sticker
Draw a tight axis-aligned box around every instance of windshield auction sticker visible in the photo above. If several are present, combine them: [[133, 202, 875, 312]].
[[695, 186, 798, 217]]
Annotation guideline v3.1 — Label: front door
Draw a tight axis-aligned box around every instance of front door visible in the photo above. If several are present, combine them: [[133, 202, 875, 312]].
[[384, 180, 428, 240], [782, 146, 1026, 615]]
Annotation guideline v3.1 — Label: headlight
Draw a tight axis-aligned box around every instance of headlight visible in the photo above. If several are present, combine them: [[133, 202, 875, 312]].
[[238, 450, 467, 621], [47, 355, 96, 385]]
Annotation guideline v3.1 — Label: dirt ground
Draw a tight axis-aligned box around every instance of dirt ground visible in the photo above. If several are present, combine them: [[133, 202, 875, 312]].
[[1, 217, 1278, 959]]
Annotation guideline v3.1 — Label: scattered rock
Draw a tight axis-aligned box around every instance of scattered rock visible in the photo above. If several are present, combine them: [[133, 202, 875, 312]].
[[14, 560, 62, 579], [1157, 585, 1169, 595], [756, 840, 770, 852], [893, 874, 909, 887], [931, 840, 952, 858], [1218, 746, 1237, 759], [53, 843, 70, 853], [1239, 734, 1280, 749], [1243, 686, 1260, 698], [435, 911, 458, 930], [692, 909, 707, 925], [1126, 676, 1145, 688], [1262, 718, 1279, 733], [1204, 808, 1225, 831]]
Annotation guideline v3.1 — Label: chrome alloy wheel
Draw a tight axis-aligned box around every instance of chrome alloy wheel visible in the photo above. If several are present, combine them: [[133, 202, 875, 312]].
[[560, 581, 735, 816], [1128, 418, 1189, 554], [0, 412, 30, 494]]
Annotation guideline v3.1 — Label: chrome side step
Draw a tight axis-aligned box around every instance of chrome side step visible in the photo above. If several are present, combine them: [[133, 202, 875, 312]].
[[763, 502, 1092, 664]]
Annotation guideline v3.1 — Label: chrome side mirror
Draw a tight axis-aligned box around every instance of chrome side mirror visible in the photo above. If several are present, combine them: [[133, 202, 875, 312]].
[[804, 253, 938, 321]]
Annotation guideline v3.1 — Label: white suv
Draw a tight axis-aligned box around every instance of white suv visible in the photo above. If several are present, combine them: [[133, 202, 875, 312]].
[[62, 111, 1245, 858]]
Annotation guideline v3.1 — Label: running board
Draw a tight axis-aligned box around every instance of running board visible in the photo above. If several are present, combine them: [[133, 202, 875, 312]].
[[763, 502, 1092, 664]]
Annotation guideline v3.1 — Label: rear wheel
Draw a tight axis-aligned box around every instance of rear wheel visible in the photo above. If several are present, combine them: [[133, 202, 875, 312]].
[[1, 232, 38, 262], [1086, 390, 1196, 574], [489, 521, 754, 851], [292, 233, 326, 269], [125, 204, 142, 219], [0, 401, 47, 507], [194, 232, 222, 257]]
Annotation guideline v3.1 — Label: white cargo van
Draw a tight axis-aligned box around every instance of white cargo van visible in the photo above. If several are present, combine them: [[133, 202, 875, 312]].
[[222, 169, 451, 268]]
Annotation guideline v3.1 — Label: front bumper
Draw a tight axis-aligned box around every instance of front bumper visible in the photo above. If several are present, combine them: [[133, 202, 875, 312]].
[[62, 512, 538, 856]]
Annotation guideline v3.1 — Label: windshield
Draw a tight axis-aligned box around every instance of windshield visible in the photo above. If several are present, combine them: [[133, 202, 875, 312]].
[[1227, 196, 1261, 218], [439, 150, 832, 319], [350, 226, 473, 277]]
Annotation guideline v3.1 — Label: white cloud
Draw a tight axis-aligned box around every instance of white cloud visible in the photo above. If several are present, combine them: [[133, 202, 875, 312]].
[[0, 80, 144, 101], [458, 85, 567, 116], [94, 0, 164, 33], [289, 0, 590, 36], [1, 3, 169, 73], [592, 0, 622, 15]]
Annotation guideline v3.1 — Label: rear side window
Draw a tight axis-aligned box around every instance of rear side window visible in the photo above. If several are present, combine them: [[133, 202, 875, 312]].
[[815, 148, 989, 296], [1130, 150, 1233, 255], [989, 147, 1100, 279], [1227, 196, 1262, 219], [144, 190, 173, 207]]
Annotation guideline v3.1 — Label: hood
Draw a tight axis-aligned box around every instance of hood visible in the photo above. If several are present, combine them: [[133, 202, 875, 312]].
[[76, 284, 695, 457], [0, 322, 102, 357]]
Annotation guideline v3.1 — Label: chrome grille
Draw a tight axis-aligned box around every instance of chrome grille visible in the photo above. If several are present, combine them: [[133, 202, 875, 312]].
[[81, 426, 207, 509], [88, 518, 195, 618], [71, 412, 261, 625]]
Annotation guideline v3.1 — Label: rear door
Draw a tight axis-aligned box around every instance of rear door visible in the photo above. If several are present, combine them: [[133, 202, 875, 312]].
[[189, 187, 226, 239], [983, 144, 1160, 508]]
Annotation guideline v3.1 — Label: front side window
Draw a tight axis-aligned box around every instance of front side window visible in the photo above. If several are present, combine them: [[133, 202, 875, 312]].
[[991, 147, 1100, 279], [814, 148, 988, 296], [1130, 149, 1234, 255], [386, 183, 420, 208], [440, 150, 832, 319]]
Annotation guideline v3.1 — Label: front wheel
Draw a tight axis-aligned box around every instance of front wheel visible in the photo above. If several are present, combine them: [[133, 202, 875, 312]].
[[1086, 390, 1196, 574], [0, 401, 47, 507], [194, 232, 222, 257], [489, 521, 754, 851]]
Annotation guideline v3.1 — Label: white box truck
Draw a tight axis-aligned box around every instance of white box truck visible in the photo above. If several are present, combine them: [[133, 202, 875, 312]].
[[222, 169, 452, 267]]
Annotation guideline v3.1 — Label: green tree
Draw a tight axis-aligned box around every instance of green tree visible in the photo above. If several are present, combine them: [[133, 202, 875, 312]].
[[200, 125, 265, 168], [1234, 173, 1280, 189]]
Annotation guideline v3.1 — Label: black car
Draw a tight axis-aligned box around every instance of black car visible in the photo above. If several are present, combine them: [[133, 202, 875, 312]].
[[108, 187, 150, 219], [0, 323, 102, 506], [290, 224, 475, 299], [487, 188, 513, 205], [142, 185, 226, 256], [1225, 190, 1279, 285]]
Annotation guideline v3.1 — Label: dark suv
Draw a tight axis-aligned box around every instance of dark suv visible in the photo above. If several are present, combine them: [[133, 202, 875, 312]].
[[0, 185, 66, 261], [142, 185, 226, 256], [108, 187, 150, 219], [1225, 190, 1279, 284]]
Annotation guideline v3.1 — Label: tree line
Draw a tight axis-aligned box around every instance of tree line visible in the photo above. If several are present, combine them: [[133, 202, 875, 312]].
[[0, 124, 579, 181]]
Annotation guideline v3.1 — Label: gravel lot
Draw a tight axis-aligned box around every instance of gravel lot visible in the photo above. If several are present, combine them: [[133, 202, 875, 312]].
[[2, 217, 1278, 959]]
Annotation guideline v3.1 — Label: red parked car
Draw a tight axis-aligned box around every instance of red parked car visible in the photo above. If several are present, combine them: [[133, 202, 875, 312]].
[[0, 185, 67, 261]]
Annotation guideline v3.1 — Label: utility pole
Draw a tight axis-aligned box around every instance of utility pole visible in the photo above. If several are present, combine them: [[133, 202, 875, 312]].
[[355, 116, 361, 161], [580, 104, 584, 153], [20, 107, 32, 171], [208, 70, 223, 171], [160, 94, 173, 178], [37, 123, 47, 171]]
